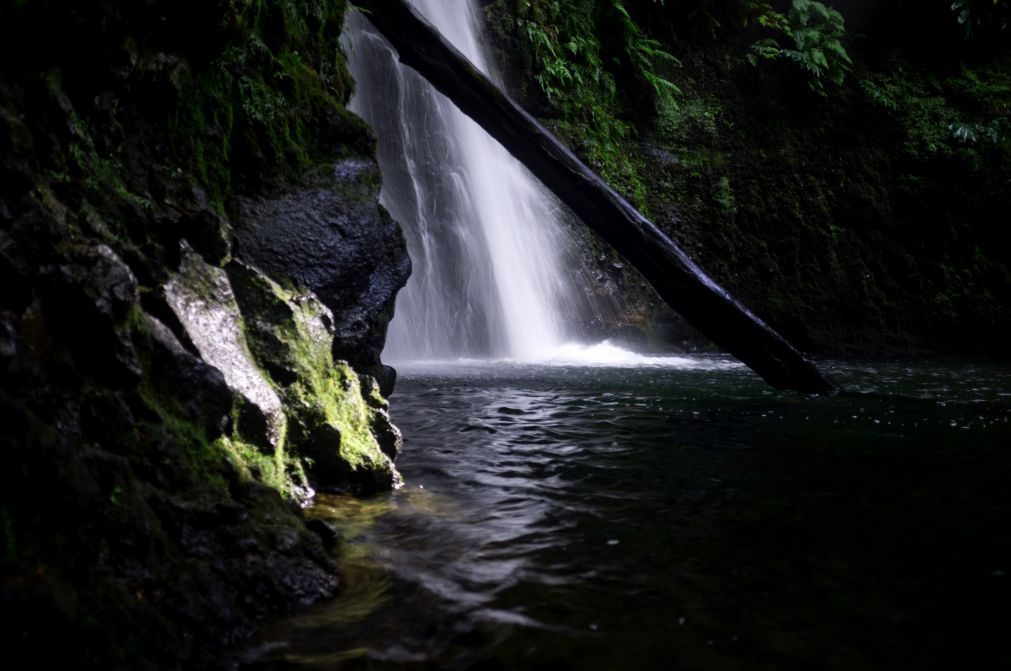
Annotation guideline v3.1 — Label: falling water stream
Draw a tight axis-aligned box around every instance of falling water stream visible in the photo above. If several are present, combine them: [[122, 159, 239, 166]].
[[346, 0, 596, 362]]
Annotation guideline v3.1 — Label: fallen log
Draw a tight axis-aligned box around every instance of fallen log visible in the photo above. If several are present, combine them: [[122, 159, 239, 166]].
[[354, 0, 838, 395]]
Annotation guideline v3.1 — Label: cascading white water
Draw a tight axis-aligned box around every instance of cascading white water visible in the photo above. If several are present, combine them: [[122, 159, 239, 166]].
[[345, 1, 592, 362]]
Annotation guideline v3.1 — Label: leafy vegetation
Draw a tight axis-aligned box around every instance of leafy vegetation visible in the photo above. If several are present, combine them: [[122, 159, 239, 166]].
[[746, 0, 852, 95], [169, 0, 366, 211], [486, 0, 1010, 354], [1, 0, 405, 665], [491, 0, 682, 204], [859, 62, 1011, 161], [952, 0, 1011, 41]]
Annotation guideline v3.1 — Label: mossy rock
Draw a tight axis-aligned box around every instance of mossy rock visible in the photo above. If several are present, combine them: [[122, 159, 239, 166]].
[[226, 258, 400, 494]]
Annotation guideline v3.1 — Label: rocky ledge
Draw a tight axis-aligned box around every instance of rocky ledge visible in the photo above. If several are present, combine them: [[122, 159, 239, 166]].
[[0, 0, 409, 668]]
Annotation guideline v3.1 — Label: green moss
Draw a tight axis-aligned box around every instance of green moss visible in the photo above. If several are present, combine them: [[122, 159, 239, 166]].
[[713, 175, 736, 212], [173, 74, 237, 211], [226, 261, 394, 489], [314, 364, 388, 472], [136, 381, 229, 490], [215, 435, 287, 492], [0, 1, 387, 664], [37, 71, 153, 235], [655, 95, 722, 143], [167, 0, 360, 210], [126, 313, 232, 493], [269, 292, 391, 476]]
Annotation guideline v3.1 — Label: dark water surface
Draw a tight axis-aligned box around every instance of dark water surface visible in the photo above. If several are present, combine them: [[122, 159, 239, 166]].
[[242, 357, 1011, 670]]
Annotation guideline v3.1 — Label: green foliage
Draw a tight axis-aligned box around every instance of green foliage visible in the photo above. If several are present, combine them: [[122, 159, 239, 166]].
[[610, 2, 682, 105], [949, 120, 1003, 145], [680, 1, 727, 41], [860, 79, 899, 111], [860, 63, 1010, 160], [746, 0, 852, 95], [713, 174, 736, 212], [38, 71, 154, 234], [655, 94, 722, 144], [506, 0, 682, 204], [952, 0, 1011, 41], [515, 1, 630, 194], [522, 9, 610, 111], [170, 0, 360, 208], [639, 0, 759, 41]]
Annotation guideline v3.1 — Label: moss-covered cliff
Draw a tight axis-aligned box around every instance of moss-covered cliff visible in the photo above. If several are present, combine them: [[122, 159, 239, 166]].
[[0, 0, 408, 667]]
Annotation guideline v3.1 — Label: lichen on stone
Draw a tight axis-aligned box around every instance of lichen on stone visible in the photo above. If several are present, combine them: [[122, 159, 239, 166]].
[[0, 1, 408, 665], [226, 258, 401, 494], [165, 244, 286, 450]]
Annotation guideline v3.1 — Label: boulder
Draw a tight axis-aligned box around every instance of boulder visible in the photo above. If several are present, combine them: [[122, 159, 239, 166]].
[[39, 243, 142, 388], [164, 244, 284, 451], [232, 159, 410, 391], [225, 258, 401, 493]]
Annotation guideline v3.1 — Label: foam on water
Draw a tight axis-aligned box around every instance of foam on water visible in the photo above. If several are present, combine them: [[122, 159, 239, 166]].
[[387, 340, 744, 371], [540, 341, 742, 369]]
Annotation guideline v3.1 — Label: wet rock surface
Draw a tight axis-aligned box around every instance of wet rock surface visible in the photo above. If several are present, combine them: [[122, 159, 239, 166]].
[[166, 246, 286, 450], [0, 239, 344, 669], [0, 0, 408, 667], [225, 256, 401, 494], [234, 159, 410, 390]]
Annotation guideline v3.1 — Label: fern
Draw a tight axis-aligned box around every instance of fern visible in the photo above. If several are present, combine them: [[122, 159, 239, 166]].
[[514, 0, 671, 204], [611, 1, 682, 105], [950, 121, 1002, 145], [860, 79, 898, 111], [747, 0, 852, 96]]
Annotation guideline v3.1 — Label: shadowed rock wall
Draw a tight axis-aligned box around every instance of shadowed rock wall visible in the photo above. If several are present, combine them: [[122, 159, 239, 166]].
[[0, 0, 409, 667]]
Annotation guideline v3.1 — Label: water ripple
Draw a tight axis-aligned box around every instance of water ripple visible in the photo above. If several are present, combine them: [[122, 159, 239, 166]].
[[241, 356, 1011, 670]]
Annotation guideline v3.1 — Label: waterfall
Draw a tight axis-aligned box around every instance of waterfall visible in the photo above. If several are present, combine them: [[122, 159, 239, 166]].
[[345, 1, 592, 362]]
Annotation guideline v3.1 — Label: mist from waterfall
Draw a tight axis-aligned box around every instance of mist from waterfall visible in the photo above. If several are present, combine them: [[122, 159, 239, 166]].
[[345, 1, 596, 362]]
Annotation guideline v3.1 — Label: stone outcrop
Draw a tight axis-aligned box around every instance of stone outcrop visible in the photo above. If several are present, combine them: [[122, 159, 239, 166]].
[[234, 159, 411, 395], [0, 0, 410, 668]]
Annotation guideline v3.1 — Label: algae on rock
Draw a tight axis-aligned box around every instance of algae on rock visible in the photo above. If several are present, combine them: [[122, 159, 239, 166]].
[[0, 0, 410, 667], [226, 257, 401, 494], [163, 243, 402, 500]]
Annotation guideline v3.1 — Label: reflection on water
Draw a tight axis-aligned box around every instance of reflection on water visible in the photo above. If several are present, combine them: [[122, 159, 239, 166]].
[[386, 340, 749, 369], [241, 357, 1011, 670]]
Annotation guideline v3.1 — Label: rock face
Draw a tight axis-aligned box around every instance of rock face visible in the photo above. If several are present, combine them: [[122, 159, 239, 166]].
[[0, 0, 409, 668], [224, 256, 401, 494], [166, 245, 287, 451], [234, 159, 411, 394], [480, 2, 1011, 357]]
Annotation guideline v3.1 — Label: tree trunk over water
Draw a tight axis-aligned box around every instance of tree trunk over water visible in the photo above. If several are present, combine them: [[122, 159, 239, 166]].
[[354, 0, 838, 395]]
